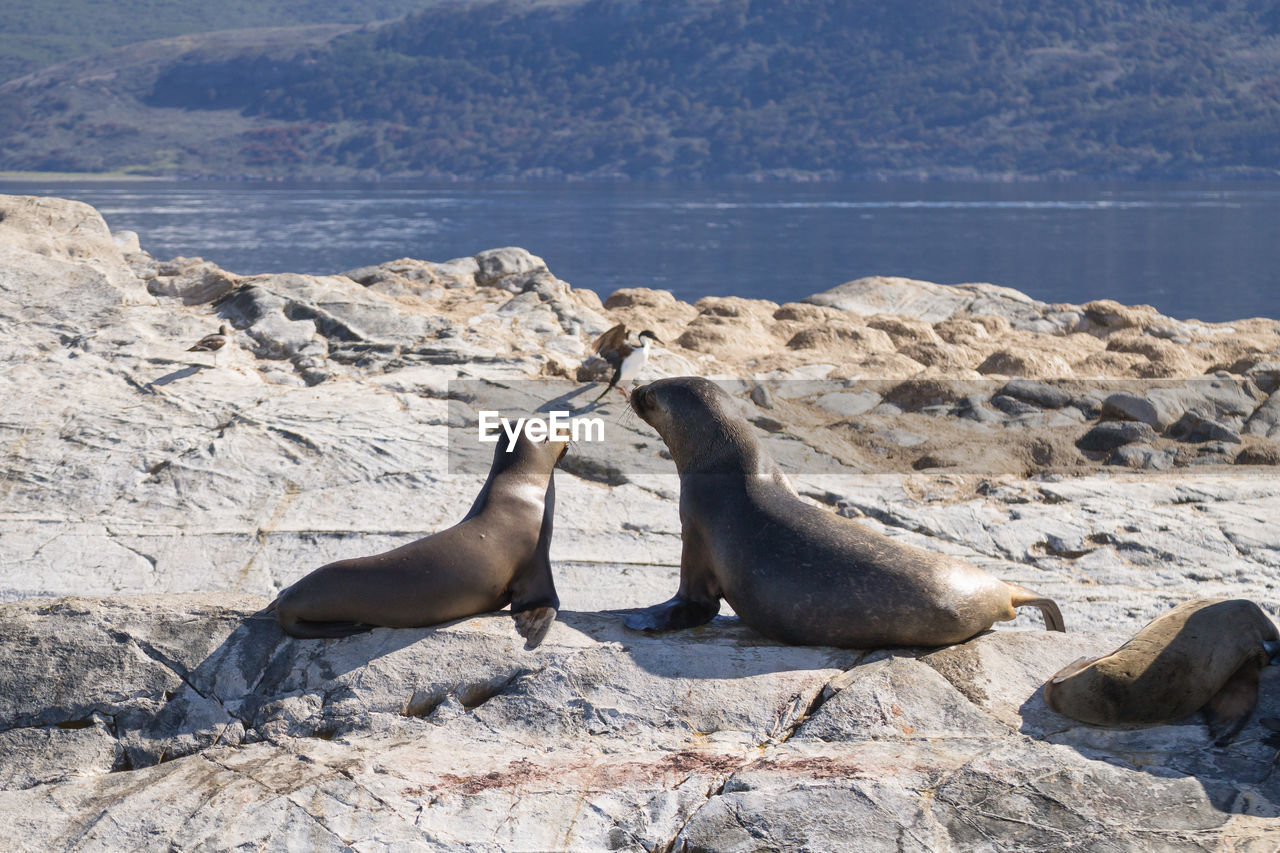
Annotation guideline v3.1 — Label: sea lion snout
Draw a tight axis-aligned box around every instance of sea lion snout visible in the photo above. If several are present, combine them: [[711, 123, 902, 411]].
[[630, 376, 723, 425], [502, 430, 571, 469]]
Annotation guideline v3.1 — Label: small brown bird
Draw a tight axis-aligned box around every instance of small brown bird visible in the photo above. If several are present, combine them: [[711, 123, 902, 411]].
[[590, 323, 661, 402], [187, 324, 233, 367]]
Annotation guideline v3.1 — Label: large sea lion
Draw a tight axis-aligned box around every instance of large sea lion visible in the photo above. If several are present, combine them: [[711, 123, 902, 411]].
[[267, 432, 567, 649], [624, 377, 1065, 647], [1044, 598, 1280, 745]]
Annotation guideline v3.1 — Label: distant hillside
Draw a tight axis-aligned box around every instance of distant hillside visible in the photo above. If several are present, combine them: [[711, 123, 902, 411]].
[[3, 0, 1280, 180], [0, 0, 445, 83]]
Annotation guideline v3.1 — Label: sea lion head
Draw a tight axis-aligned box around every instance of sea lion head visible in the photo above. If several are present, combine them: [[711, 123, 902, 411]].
[[491, 425, 570, 474], [631, 377, 758, 474]]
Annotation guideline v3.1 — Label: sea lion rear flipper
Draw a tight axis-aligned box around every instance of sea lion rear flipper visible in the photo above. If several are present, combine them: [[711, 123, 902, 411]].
[[513, 606, 557, 650], [1009, 585, 1066, 632], [249, 599, 279, 618], [1202, 663, 1261, 747], [624, 595, 720, 632]]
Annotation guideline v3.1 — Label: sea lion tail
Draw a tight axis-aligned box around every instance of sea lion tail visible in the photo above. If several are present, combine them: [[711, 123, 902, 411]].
[[249, 599, 278, 619], [1009, 585, 1066, 632]]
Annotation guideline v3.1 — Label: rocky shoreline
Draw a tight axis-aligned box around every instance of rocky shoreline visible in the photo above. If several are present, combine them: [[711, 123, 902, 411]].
[[2, 193, 1279, 849]]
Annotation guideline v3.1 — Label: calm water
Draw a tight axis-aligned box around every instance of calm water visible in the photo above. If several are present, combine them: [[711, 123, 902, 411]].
[[3, 180, 1278, 322]]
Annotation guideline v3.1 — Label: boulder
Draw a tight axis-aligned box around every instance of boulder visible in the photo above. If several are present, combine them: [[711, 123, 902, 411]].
[[1102, 379, 1264, 431], [1167, 410, 1243, 444], [1099, 391, 1161, 427], [1244, 392, 1280, 438], [146, 260, 238, 305], [1076, 421, 1159, 452], [1108, 443, 1175, 469], [474, 246, 548, 290], [1000, 379, 1072, 410], [804, 276, 1044, 328]]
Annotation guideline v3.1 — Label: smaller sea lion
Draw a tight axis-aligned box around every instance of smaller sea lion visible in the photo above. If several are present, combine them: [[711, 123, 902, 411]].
[[1044, 598, 1280, 745], [266, 431, 568, 649]]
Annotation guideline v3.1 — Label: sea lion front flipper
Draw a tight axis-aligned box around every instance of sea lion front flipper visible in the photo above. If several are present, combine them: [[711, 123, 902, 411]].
[[280, 620, 376, 640], [1049, 655, 1100, 684], [513, 606, 557, 650], [625, 519, 720, 632], [1202, 663, 1262, 747], [507, 478, 561, 652], [624, 595, 720, 632]]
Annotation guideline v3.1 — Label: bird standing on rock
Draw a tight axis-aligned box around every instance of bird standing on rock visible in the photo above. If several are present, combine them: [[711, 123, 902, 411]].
[[591, 323, 661, 402], [187, 324, 234, 367]]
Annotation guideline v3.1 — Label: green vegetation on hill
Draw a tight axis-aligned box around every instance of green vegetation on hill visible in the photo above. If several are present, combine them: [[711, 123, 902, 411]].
[[0, 0, 439, 82], [5, 0, 1280, 179], [135, 0, 1280, 179]]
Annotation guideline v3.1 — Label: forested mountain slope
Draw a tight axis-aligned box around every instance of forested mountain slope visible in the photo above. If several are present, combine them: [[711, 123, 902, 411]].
[[4, 0, 1279, 179]]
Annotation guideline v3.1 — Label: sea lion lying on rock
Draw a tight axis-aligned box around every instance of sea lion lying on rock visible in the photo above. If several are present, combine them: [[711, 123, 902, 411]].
[[625, 376, 1065, 647], [266, 432, 567, 649], [1044, 598, 1280, 745]]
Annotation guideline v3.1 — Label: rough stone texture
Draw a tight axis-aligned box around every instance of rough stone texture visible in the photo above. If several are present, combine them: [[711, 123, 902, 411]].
[[4, 597, 1280, 851], [1244, 391, 1280, 438], [4, 193, 1280, 849], [803, 276, 1042, 326]]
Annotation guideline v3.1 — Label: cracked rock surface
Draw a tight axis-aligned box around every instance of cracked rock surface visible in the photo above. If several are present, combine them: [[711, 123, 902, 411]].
[[4, 598, 1280, 850], [3, 193, 1280, 849]]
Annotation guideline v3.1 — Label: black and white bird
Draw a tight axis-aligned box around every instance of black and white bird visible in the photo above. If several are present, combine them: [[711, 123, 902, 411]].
[[187, 324, 234, 367], [591, 323, 661, 402]]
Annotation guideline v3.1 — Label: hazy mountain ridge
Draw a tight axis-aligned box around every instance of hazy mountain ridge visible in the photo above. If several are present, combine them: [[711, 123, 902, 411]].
[[3, 0, 1280, 179]]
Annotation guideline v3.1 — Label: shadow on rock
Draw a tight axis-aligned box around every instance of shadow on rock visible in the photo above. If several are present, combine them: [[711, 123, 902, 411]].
[[146, 365, 203, 388], [110, 604, 538, 770], [105, 606, 862, 769], [566, 609, 863, 678]]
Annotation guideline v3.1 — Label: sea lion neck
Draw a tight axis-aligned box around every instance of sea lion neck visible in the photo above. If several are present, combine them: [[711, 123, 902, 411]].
[[462, 437, 560, 519], [659, 410, 762, 477]]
